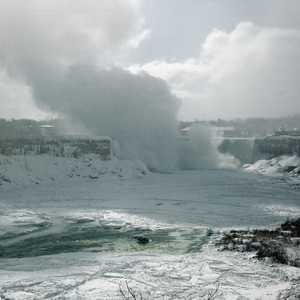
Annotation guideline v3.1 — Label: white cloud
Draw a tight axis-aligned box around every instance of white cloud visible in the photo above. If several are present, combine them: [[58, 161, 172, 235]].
[[127, 28, 152, 48], [0, 0, 151, 120], [0, 0, 146, 72], [0, 72, 57, 120], [129, 22, 300, 120]]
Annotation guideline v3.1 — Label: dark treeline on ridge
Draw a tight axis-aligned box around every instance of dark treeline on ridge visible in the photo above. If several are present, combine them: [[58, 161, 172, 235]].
[[0, 119, 64, 140], [1, 114, 300, 140], [180, 114, 300, 136]]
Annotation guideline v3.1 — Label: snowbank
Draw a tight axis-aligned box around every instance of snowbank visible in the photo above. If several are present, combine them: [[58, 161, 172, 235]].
[[243, 155, 300, 187], [0, 154, 149, 187]]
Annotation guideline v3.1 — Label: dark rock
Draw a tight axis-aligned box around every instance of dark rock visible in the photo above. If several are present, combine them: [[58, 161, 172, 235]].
[[130, 235, 150, 244], [251, 242, 261, 250], [1, 175, 11, 183], [284, 166, 297, 172]]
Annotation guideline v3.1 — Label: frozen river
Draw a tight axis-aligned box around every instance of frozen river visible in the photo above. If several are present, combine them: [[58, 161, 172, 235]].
[[1, 169, 300, 299]]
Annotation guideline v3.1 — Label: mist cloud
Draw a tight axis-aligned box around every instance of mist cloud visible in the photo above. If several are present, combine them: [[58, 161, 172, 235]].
[[0, 0, 181, 170], [130, 22, 300, 120], [0, 0, 241, 171], [31, 63, 181, 170]]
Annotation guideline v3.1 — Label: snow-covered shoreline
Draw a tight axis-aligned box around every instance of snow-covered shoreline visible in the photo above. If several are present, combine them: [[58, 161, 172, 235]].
[[1, 152, 300, 188], [243, 155, 300, 187], [0, 154, 149, 187]]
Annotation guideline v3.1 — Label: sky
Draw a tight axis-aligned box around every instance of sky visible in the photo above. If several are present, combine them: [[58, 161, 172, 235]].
[[0, 0, 300, 121]]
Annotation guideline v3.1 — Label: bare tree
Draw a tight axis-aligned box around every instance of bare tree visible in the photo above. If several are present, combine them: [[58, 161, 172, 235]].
[[119, 280, 220, 300]]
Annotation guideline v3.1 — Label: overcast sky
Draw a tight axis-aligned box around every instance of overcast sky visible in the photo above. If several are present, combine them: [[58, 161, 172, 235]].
[[0, 0, 300, 121]]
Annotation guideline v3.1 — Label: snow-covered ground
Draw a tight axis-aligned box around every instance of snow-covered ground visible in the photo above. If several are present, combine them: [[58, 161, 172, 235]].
[[0, 154, 299, 299], [243, 155, 300, 187], [0, 154, 149, 186]]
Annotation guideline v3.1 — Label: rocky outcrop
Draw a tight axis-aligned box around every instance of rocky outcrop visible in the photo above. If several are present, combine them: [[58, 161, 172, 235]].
[[215, 218, 300, 267]]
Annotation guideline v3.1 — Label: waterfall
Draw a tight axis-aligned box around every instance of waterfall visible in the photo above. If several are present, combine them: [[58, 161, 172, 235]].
[[218, 138, 256, 164]]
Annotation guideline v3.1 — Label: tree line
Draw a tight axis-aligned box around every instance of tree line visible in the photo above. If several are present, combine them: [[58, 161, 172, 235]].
[[179, 114, 300, 136], [1, 114, 300, 140]]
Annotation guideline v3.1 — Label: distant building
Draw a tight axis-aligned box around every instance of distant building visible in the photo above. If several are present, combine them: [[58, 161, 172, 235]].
[[40, 125, 59, 137], [180, 127, 190, 138], [180, 125, 245, 138], [274, 125, 300, 137], [209, 127, 239, 137]]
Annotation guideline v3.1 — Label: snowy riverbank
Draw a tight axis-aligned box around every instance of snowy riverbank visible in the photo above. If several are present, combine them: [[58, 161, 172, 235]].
[[0, 154, 149, 187], [243, 155, 300, 187], [1, 153, 300, 188]]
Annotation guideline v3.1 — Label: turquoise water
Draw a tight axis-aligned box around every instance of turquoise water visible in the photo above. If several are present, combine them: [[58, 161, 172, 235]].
[[1, 169, 299, 259], [0, 220, 208, 258]]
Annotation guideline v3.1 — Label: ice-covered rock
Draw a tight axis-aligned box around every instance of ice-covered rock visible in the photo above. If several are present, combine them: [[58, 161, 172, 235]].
[[237, 245, 247, 252], [290, 238, 300, 245], [243, 234, 254, 239], [1, 175, 11, 183], [228, 243, 235, 250], [84, 157, 92, 163], [281, 230, 292, 236], [233, 237, 242, 243], [270, 239, 280, 245], [98, 167, 107, 174], [264, 257, 274, 264], [89, 173, 99, 179], [251, 242, 261, 250], [77, 217, 96, 224], [242, 239, 251, 244], [218, 245, 225, 252]]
